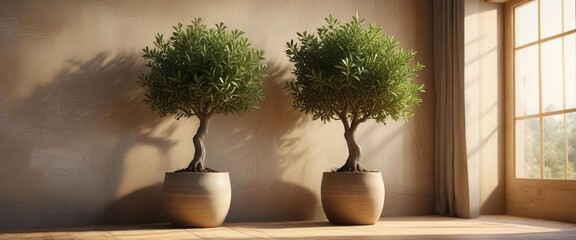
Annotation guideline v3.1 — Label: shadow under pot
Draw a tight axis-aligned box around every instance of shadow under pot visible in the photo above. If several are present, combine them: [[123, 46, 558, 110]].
[[163, 172, 231, 228], [321, 171, 385, 225]]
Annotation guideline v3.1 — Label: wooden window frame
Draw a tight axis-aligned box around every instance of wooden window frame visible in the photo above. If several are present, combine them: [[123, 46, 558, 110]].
[[505, 0, 576, 180]]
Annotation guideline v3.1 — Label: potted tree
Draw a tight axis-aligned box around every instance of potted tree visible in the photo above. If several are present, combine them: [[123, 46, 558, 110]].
[[138, 18, 267, 228], [285, 15, 424, 225]]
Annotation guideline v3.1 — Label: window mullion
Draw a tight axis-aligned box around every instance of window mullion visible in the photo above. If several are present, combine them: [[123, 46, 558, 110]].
[[565, 115, 569, 179], [537, 0, 544, 179], [562, 0, 568, 179], [515, 30, 576, 51]]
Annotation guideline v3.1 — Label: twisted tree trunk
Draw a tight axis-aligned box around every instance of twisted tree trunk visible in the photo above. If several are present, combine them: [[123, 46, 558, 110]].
[[186, 115, 213, 172], [337, 120, 366, 172]]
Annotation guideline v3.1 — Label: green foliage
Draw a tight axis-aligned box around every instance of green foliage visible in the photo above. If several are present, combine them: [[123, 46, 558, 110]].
[[521, 118, 541, 178], [285, 15, 424, 124], [139, 18, 267, 120], [521, 113, 576, 179]]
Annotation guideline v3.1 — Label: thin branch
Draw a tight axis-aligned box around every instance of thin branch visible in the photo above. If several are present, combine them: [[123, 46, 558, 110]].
[[202, 103, 211, 115], [359, 113, 370, 123], [190, 105, 200, 116], [348, 99, 359, 119], [178, 106, 194, 117], [350, 114, 362, 132], [336, 111, 350, 130], [206, 106, 216, 118]]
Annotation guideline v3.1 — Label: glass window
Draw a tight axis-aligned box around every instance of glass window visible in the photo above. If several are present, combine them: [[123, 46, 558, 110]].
[[513, 0, 576, 179]]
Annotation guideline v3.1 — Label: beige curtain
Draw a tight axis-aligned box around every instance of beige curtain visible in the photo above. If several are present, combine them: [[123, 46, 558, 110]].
[[433, 0, 479, 219]]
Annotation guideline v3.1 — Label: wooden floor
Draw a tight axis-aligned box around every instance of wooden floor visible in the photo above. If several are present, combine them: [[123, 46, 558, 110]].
[[2, 215, 576, 239]]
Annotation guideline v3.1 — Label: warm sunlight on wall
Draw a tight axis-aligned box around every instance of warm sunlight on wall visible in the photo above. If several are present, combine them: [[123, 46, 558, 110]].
[[464, 0, 506, 214], [0, 0, 434, 229]]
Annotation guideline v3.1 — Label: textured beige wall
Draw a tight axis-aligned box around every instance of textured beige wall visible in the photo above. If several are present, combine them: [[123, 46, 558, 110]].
[[0, 0, 434, 229], [464, 0, 506, 214]]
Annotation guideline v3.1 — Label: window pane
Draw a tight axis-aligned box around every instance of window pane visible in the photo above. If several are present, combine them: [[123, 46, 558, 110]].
[[515, 1, 538, 46], [515, 45, 540, 116], [566, 34, 576, 109], [541, 0, 563, 39], [541, 38, 564, 112], [568, 113, 576, 179], [565, 0, 576, 32], [516, 118, 541, 178], [543, 115, 566, 179]]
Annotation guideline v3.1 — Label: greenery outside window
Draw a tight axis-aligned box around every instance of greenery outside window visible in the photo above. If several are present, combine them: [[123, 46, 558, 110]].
[[512, 0, 576, 179]]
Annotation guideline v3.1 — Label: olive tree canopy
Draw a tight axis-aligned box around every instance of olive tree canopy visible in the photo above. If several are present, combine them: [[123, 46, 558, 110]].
[[285, 15, 424, 172]]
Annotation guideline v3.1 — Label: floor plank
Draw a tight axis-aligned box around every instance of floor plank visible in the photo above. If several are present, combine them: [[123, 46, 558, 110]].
[[1, 215, 575, 239]]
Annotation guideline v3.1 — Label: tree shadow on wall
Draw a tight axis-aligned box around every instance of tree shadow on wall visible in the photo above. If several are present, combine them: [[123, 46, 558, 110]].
[[205, 61, 319, 222], [103, 183, 166, 224], [0, 52, 175, 228]]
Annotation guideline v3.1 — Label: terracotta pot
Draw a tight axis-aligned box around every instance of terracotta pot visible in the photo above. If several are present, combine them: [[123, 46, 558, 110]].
[[321, 171, 385, 225], [163, 172, 231, 228]]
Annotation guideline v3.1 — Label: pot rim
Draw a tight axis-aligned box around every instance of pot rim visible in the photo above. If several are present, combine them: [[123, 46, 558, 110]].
[[165, 171, 229, 175]]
